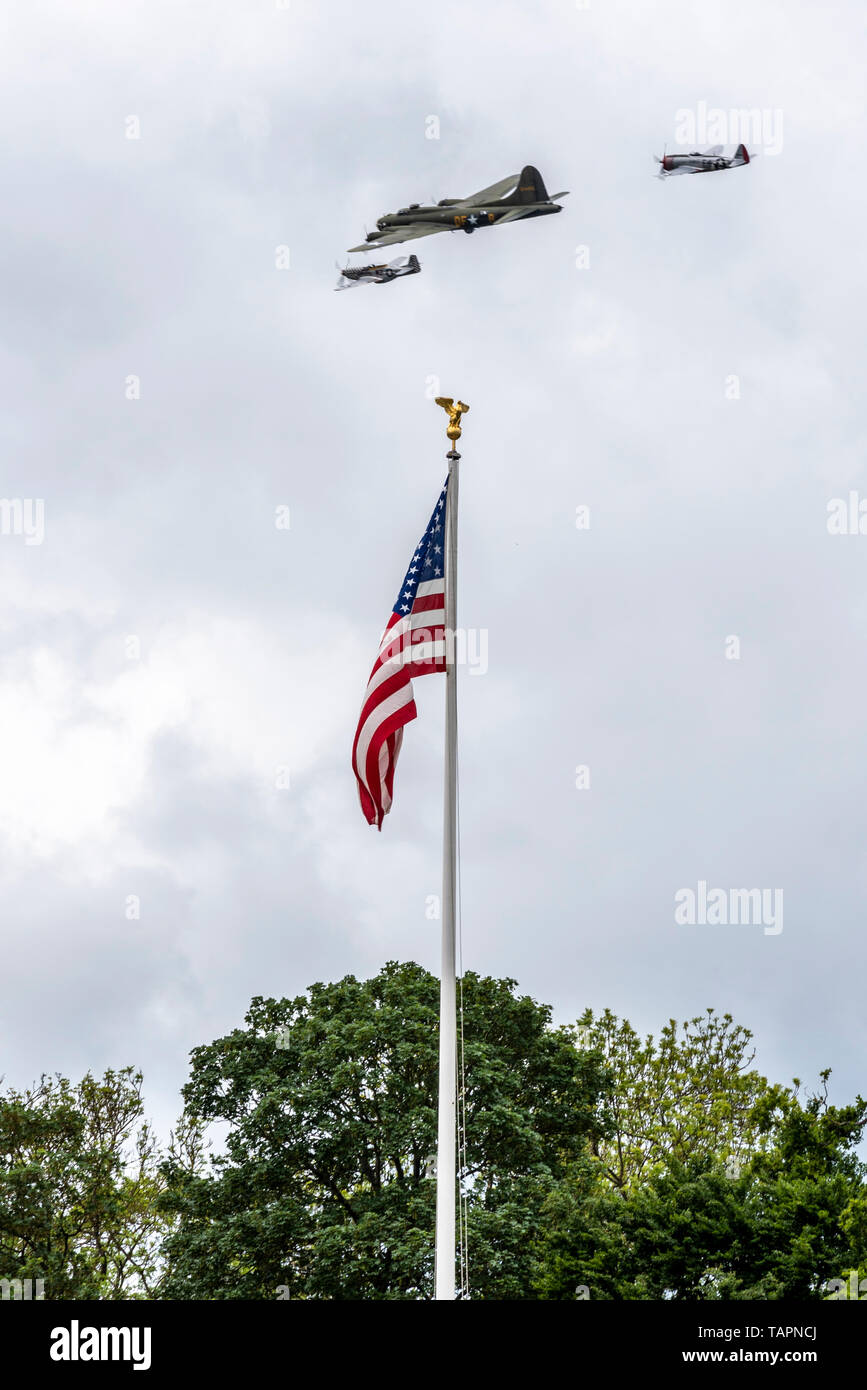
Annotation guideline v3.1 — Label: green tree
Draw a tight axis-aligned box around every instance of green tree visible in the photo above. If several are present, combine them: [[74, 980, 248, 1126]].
[[7, 983, 860, 1302], [533, 1071, 867, 1300], [159, 961, 609, 1300], [0, 1067, 204, 1299], [576, 1007, 788, 1191]]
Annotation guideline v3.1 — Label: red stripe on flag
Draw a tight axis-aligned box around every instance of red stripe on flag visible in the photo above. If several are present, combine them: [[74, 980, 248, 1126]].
[[351, 482, 449, 828]]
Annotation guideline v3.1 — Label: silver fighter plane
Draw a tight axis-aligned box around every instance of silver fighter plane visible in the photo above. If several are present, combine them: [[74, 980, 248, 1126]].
[[335, 254, 421, 290]]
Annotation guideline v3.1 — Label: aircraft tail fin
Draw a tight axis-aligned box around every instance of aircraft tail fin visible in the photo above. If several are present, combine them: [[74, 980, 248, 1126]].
[[506, 165, 550, 204], [733, 143, 750, 165], [407, 254, 420, 271]]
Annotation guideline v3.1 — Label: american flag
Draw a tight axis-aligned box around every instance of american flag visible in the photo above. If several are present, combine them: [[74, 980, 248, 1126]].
[[352, 478, 449, 829]]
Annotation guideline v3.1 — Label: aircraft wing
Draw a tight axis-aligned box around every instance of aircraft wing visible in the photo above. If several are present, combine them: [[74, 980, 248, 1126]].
[[455, 174, 519, 207], [494, 207, 531, 223], [704, 144, 724, 155], [347, 224, 446, 252]]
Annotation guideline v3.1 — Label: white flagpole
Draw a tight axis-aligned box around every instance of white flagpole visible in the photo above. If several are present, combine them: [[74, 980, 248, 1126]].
[[434, 415, 463, 1301]]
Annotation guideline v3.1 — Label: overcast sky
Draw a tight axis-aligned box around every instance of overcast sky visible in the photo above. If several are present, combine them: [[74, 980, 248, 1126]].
[[1, 0, 865, 1139]]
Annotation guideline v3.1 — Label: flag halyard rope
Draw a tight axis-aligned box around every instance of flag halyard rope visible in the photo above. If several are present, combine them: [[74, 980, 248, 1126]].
[[456, 738, 470, 1298]]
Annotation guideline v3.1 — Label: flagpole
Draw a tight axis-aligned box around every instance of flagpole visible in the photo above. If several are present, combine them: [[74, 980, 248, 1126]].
[[433, 398, 468, 1301]]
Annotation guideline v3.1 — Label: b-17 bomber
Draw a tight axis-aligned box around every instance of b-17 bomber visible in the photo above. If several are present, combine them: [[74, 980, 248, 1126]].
[[347, 165, 568, 252]]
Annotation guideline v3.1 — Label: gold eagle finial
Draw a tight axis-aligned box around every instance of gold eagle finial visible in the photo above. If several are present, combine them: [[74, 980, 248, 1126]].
[[435, 396, 470, 443]]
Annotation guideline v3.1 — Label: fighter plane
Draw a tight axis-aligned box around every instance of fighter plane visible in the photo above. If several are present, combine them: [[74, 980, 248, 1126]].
[[347, 166, 567, 252], [335, 254, 421, 290], [655, 144, 752, 178]]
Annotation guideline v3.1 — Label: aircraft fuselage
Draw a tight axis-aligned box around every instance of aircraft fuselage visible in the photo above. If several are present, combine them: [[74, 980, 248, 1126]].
[[367, 201, 561, 241], [661, 154, 731, 173], [348, 166, 567, 252]]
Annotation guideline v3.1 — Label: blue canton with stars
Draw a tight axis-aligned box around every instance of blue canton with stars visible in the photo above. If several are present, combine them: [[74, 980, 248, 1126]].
[[392, 478, 449, 615]]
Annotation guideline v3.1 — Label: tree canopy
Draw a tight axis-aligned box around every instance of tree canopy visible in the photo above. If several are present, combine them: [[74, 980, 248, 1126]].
[[0, 1067, 203, 1299], [158, 960, 607, 1299], [2, 965, 864, 1300], [533, 1071, 867, 1299]]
